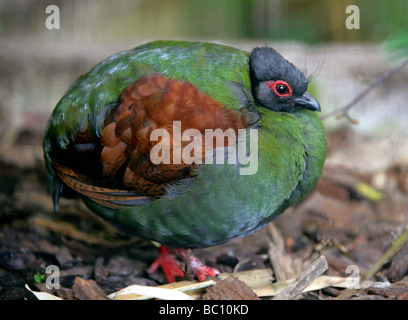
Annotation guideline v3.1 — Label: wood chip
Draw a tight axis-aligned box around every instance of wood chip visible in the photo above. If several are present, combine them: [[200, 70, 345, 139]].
[[272, 256, 328, 300], [72, 277, 109, 300], [366, 281, 407, 298], [202, 276, 260, 300]]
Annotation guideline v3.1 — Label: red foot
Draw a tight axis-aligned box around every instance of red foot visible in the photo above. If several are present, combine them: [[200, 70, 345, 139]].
[[148, 246, 220, 283], [175, 248, 220, 282], [147, 246, 185, 283]]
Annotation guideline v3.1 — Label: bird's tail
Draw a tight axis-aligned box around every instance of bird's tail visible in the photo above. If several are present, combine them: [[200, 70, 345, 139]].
[[53, 161, 152, 209]]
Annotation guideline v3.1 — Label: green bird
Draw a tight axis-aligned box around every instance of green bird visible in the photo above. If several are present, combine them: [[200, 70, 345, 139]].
[[43, 40, 327, 283]]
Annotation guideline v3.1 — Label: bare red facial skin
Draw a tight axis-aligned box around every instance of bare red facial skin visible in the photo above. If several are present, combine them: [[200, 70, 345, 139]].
[[266, 80, 293, 97]]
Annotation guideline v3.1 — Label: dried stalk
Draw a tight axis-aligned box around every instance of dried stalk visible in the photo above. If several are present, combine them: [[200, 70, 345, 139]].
[[272, 256, 328, 300], [320, 58, 408, 121]]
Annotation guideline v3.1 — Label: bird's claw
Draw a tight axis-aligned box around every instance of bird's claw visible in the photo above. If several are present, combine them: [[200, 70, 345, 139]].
[[147, 246, 185, 283], [175, 248, 220, 282], [148, 246, 220, 283]]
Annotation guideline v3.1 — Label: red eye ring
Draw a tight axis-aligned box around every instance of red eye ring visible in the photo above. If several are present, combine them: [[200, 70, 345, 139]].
[[266, 80, 293, 97]]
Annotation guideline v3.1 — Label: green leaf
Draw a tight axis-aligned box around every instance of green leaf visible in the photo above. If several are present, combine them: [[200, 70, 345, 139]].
[[34, 273, 45, 284], [384, 32, 408, 61]]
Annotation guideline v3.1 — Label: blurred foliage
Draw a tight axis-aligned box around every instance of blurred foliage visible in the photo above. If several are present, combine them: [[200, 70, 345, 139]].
[[0, 0, 407, 43], [384, 32, 408, 61]]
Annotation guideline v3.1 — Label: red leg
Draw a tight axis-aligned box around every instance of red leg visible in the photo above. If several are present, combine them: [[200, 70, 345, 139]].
[[148, 245, 220, 283], [147, 246, 185, 283]]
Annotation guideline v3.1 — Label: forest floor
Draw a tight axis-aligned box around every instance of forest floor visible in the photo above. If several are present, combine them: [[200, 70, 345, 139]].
[[0, 123, 407, 300]]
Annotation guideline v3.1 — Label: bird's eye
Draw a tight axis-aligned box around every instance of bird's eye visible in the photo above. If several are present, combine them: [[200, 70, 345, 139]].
[[276, 84, 288, 95], [266, 80, 292, 98]]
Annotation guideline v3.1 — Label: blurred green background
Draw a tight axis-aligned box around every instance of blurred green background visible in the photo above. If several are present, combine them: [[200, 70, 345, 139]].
[[1, 0, 407, 43]]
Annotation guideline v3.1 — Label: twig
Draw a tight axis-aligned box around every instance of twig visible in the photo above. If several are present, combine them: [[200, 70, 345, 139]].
[[267, 223, 300, 281], [272, 256, 328, 300], [320, 58, 408, 121], [336, 227, 408, 300]]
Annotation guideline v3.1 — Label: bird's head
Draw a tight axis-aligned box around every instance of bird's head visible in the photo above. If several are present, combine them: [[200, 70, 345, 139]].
[[249, 46, 320, 113]]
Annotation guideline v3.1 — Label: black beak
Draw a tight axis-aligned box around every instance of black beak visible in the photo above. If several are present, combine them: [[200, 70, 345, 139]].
[[293, 92, 321, 112]]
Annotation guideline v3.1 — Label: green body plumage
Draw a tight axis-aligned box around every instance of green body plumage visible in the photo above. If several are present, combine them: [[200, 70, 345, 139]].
[[44, 41, 327, 249]]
